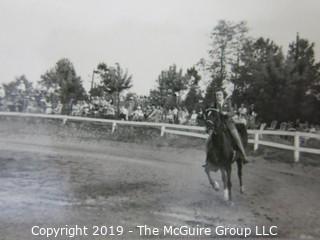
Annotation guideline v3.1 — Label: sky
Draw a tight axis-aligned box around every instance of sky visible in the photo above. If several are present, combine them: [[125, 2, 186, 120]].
[[0, 0, 319, 95]]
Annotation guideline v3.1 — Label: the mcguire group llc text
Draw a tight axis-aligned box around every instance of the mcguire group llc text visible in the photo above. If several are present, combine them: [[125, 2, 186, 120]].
[[31, 224, 278, 238]]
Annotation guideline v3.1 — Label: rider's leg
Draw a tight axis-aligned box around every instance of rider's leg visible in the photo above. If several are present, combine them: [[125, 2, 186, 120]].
[[226, 121, 249, 164]]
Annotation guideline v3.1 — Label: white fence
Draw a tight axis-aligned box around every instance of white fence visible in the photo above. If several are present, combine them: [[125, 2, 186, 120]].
[[0, 112, 319, 162]]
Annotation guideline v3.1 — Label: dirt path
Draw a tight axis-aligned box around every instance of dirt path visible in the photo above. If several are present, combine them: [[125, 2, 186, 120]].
[[0, 136, 319, 239]]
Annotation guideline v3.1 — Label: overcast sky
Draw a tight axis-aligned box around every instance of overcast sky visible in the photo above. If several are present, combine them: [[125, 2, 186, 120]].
[[0, 0, 319, 94]]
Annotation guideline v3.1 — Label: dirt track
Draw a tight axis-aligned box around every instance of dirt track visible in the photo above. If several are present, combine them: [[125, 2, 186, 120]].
[[0, 129, 320, 239]]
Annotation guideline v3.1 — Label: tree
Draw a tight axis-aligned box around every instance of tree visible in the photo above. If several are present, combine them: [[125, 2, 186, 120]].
[[184, 67, 203, 112], [39, 58, 86, 114], [230, 34, 320, 123], [96, 62, 133, 117], [232, 38, 287, 122], [205, 20, 249, 91], [284, 34, 320, 122], [125, 92, 138, 102], [184, 86, 203, 112], [153, 64, 189, 108], [148, 89, 163, 107], [3, 75, 34, 98]]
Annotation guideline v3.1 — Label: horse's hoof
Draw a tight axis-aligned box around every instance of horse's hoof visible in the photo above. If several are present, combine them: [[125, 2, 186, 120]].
[[213, 182, 220, 191], [228, 201, 235, 207], [240, 186, 245, 194], [224, 189, 229, 201]]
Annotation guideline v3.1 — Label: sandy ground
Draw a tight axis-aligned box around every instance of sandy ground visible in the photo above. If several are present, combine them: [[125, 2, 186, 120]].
[[0, 126, 319, 239]]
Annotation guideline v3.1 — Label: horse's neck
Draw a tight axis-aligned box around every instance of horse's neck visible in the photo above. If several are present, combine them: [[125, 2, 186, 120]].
[[219, 128, 233, 153]]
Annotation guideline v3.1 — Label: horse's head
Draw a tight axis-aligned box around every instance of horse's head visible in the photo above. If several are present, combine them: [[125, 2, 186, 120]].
[[205, 108, 226, 135]]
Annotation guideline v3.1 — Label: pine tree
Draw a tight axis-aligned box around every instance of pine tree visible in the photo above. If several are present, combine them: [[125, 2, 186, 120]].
[[285, 34, 320, 122], [232, 38, 286, 122]]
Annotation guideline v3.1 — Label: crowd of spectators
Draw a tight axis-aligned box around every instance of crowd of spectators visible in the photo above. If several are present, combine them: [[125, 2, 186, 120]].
[[231, 103, 258, 129], [109, 102, 206, 126], [0, 87, 318, 132], [0, 91, 208, 126], [262, 119, 320, 134], [231, 103, 320, 133]]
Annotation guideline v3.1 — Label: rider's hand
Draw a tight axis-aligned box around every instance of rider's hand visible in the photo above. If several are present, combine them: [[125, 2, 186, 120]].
[[221, 111, 228, 115]]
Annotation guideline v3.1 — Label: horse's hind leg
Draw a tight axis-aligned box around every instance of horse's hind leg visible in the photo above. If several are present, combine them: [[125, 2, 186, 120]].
[[204, 166, 219, 191], [237, 157, 244, 194]]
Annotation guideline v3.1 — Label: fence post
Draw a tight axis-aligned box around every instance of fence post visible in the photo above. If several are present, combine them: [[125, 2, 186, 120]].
[[254, 132, 259, 151], [160, 125, 165, 136], [294, 133, 300, 162], [62, 118, 67, 125], [112, 122, 117, 133]]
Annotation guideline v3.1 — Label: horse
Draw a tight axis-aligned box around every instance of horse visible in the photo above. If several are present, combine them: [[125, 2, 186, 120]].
[[203, 108, 248, 202]]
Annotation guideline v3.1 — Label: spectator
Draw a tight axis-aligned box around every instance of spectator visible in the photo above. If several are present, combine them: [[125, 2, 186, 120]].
[[119, 106, 129, 120], [54, 101, 63, 114], [127, 97, 135, 120], [132, 106, 144, 121], [238, 103, 248, 120], [166, 108, 174, 123], [172, 107, 178, 124], [148, 106, 162, 122], [45, 102, 53, 114], [309, 124, 316, 133], [248, 104, 258, 129], [25, 97, 40, 113], [179, 107, 189, 125], [71, 101, 81, 116], [144, 105, 153, 120], [39, 98, 47, 113], [155, 106, 163, 122], [197, 108, 205, 126], [105, 103, 115, 119], [82, 101, 91, 116], [0, 86, 5, 111], [189, 110, 198, 125]]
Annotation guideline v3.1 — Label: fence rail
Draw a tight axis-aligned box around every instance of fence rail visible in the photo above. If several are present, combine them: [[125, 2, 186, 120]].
[[0, 112, 319, 162]]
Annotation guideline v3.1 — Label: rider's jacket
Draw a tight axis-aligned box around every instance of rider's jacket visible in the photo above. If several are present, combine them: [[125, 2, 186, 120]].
[[218, 99, 232, 113], [205, 98, 239, 134], [211, 98, 235, 120]]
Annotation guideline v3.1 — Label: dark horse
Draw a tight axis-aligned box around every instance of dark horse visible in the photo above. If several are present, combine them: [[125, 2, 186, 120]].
[[203, 108, 248, 202]]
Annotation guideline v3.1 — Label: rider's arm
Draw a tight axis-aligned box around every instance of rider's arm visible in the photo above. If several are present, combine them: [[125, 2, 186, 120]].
[[221, 99, 235, 118]]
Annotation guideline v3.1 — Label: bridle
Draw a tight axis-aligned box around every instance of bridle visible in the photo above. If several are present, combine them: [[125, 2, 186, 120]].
[[205, 108, 221, 136]]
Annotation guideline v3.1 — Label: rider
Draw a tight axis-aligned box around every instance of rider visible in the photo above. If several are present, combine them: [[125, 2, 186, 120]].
[[208, 90, 249, 164]]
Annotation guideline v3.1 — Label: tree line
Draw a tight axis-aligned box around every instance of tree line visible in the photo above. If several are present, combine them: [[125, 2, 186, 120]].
[[2, 20, 320, 124]]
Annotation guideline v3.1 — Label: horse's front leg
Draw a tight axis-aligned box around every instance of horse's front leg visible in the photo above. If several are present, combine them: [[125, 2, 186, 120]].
[[220, 168, 229, 201], [226, 166, 232, 201], [204, 165, 220, 191], [221, 167, 233, 203]]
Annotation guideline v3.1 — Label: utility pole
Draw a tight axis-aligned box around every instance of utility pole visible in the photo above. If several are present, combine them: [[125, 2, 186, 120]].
[[91, 70, 96, 92], [90, 69, 99, 100]]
